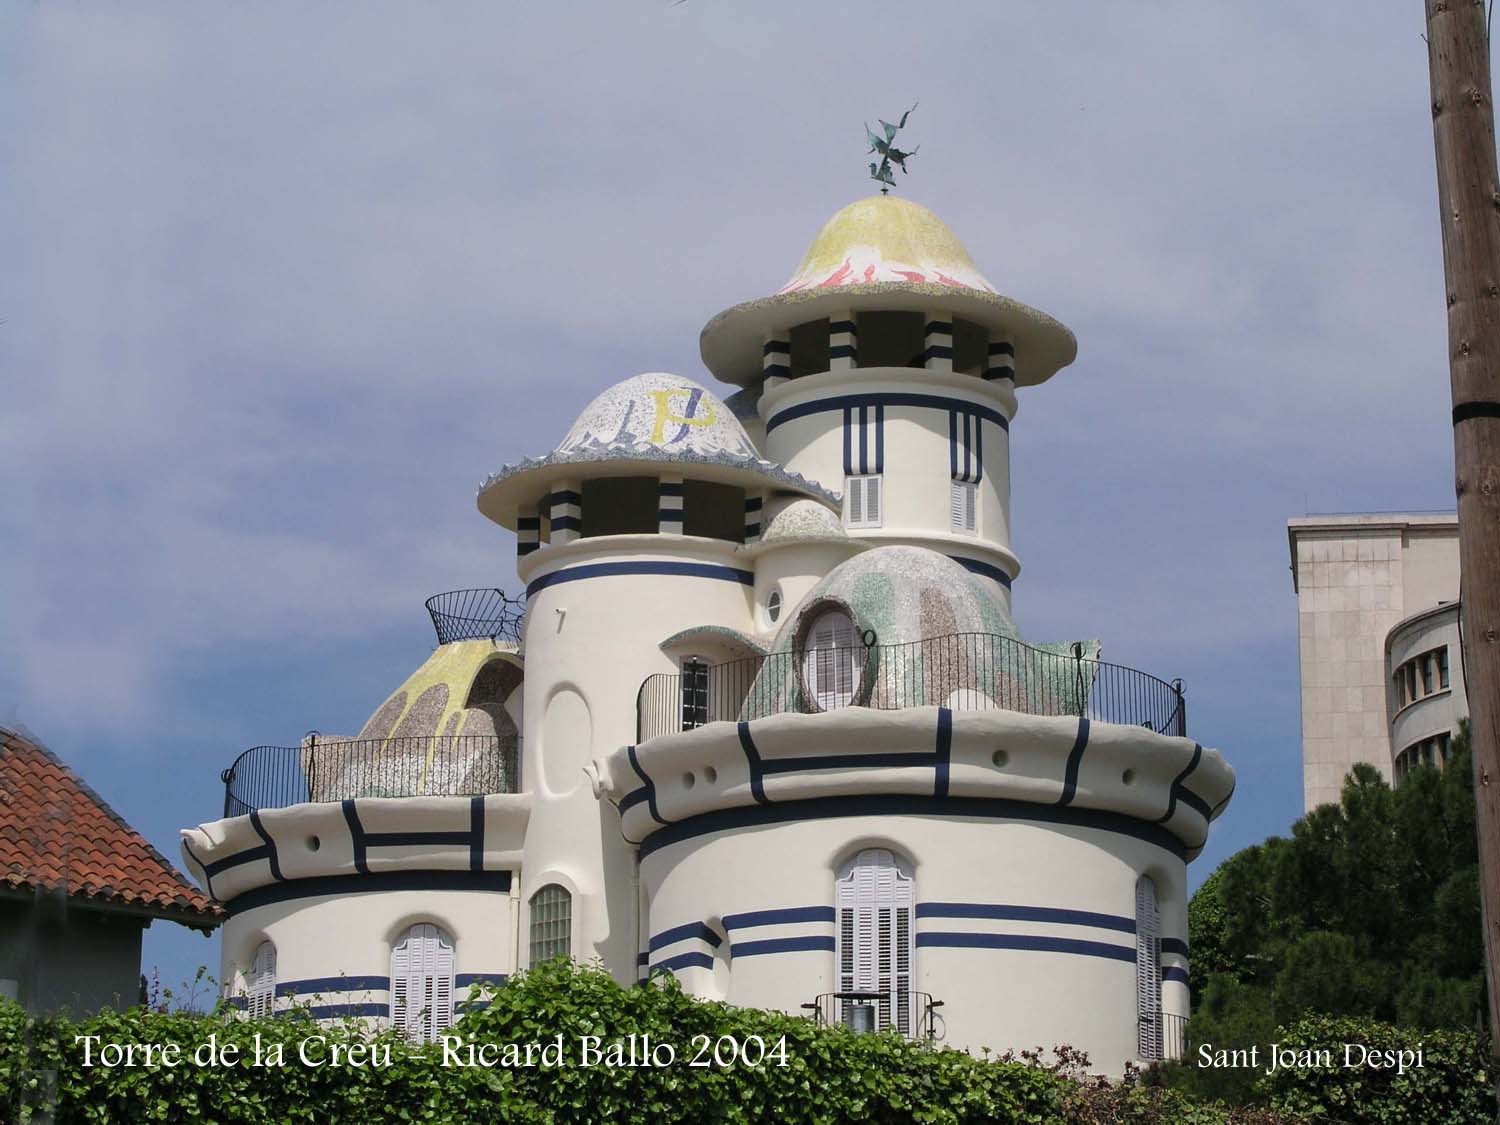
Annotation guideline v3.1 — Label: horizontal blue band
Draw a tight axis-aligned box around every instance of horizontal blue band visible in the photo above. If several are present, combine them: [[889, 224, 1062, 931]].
[[916, 931, 1137, 963], [657, 511, 685, 523], [637, 795, 1184, 862], [456, 973, 508, 988], [828, 320, 857, 335], [924, 321, 953, 335], [304, 1002, 387, 1019], [731, 935, 835, 958], [922, 345, 955, 361], [516, 516, 541, 530], [828, 345, 857, 360], [649, 921, 724, 951], [988, 341, 1015, 357], [744, 522, 761, 538], [650, 951, 714, 973], [1161, 937, 1188, 957], [948, 555, 1013, 588], [760, 751, 936, 774], [516, 542, 541, 556], [657, 482, 685, 497], [549, 490, 582, 506], [723, 905, 835, 930], [915, 903, 1135, 934], [226, 869, 512, 915], [527, 561, 754, 599], [743, 496, 763, 512], [763, 340, 790, 355], [766, 393, 1009, 434], [549, 515, 581, 532], [275, 975, 388, 997], [1162, 966, 1189, 984], [203, 844, 272, 877]]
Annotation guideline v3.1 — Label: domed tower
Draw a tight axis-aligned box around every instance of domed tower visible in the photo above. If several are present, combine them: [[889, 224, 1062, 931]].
[[476, 371, 836, 979], [700, 196, 1077, 605]]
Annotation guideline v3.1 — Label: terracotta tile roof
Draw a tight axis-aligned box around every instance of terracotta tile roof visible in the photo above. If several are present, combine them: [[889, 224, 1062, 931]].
[[0, 726, 222, 928]]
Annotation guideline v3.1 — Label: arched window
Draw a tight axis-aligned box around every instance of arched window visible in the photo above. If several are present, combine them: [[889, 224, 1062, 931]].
[[834, 849, 915, 1034], [390, 924, 455, 1043], [802, 608, 861, 710], [1136, 875, 1163, 1061], [530, 884, 572, 963], [246, 941, 276, 1019]]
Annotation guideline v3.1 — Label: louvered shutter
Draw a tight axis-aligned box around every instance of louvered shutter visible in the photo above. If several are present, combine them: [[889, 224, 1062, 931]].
[[391, 924, 455, 1043], [1136, 876, 1163, 1060], [804, 611, 859, 709], [247, 942, 276, 1019], [834, 850, 916, 1033], [864, 476, 881, 525], [949, 480, 976, 534], [847, 477, 864, 526]]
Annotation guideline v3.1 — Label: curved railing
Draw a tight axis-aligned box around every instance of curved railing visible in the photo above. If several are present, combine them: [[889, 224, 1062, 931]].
[[221, 734, 519, 818], [637, 632, 1185, 743], [425, 589, 525, 646], [802, 990, 943, 1040]]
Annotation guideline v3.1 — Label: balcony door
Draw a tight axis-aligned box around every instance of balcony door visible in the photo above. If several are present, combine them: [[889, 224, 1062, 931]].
[[834, 848, 915, 1035]]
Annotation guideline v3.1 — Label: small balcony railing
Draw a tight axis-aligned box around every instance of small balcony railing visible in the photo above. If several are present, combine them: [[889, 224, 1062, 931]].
[[424, 589, 525, 646], [638, 632, 1185, 743], [801, 990, 942, 1040], [1141, 1011, 1189, 1063], [220, 734, 519, 818]]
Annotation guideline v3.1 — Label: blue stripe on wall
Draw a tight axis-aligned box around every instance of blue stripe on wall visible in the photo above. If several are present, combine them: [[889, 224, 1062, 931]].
[[1056, 717, 1092, 807], [275, 975, 388, 997], [723, 905, 835, 930], [305, 1002, 387, 1019], [456, 973, 509, 989], [649, 921, 723, 951], [916, 932, 1136, 963], [527, 561, 754, 599], [766, 392, 1009, 434], [226, 869, 512, 915], [947, 555, 1013, 588], [650, 951, 714, 973], [731, 935, 835, 958], [636, 794, 1185, 861], [1161, 937, 1189, 957], [915, 902, 1134, 934], [1162, 966, 1189, 985]]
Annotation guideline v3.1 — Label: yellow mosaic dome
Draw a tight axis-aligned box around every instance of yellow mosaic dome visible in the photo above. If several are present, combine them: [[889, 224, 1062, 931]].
[[700, 195, 1076, 388]]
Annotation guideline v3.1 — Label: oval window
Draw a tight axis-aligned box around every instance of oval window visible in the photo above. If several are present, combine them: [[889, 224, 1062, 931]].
[[801, 608, 860, 710], [766, 589, 782, 624]]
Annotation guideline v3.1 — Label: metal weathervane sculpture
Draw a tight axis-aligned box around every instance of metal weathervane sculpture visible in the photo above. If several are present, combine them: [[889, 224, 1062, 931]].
[[867, 103, 919, 193]]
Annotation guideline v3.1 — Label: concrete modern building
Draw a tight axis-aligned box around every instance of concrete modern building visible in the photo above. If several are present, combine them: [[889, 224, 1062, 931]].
[[1, 727, 221, 1014], [181, 195, 1234, 1070], [1287, 513, 1465, 809]]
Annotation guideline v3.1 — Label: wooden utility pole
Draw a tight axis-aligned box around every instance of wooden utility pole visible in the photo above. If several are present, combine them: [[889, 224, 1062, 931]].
[[1426, 0, 1500, 1063]]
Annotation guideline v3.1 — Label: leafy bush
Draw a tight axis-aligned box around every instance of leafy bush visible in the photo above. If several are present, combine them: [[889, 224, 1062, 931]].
[[1259, 1014, 1491, 1125]]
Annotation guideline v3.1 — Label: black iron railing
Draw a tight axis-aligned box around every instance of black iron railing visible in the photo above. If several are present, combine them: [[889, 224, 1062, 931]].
[[221, 734, 519, 818], [801, 990, 942, 1040], [638, 632, 1185, 742], [1163, 1012, 1188, 1062], [425, 589, 525, 646]]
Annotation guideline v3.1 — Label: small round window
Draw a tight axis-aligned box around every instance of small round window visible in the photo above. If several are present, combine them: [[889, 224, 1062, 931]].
[[766, 590, 782, 624]]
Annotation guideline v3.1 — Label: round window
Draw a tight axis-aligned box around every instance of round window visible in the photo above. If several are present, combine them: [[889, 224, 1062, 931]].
[[800, 608, 860, 710], [766, 589, 782, 624]]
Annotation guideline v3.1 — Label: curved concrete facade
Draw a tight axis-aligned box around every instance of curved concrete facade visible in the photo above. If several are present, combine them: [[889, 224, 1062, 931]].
[[1387, 601, 1467, 778]]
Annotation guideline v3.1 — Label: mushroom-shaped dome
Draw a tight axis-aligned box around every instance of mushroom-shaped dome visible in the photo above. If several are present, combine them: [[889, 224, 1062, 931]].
[[740, 545, 1099, 718], [760, 499, 849, 546], [700, 196, 1076, 389], [558, 372, 759, 458], [477, 373, 836, 529]]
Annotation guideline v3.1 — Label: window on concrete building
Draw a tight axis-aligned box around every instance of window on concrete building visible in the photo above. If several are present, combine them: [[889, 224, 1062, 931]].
[[1395, 647, 1453, 711], [845, 475, 882, 529], [802, 608, 861, 710], [834, 849, 915, 1036], [246, 941, 276, 1019], [1439, 647, 1451, 690], [682, 480, 746, 542], [390, 924, 454, 1043], [1136, 876, 1163, 1062], [680, 656, 709, 730], [530, 884, 572, 964], [949, 480, 977, 535]]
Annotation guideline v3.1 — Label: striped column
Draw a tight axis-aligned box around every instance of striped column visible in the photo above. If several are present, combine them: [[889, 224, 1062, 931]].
[[924, 313, 954, 373], [763, 334, 790, 382], [548, 480, 582, 545], [658, 474, 684, 535], [517, 513, 541, 559], [828, 311, 857, 371], [985, 337, 1016, 384], [743, 493, 764, 544]]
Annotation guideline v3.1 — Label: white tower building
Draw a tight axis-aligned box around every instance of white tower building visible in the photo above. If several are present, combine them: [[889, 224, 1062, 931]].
[[180, 194, 1233, 1072]]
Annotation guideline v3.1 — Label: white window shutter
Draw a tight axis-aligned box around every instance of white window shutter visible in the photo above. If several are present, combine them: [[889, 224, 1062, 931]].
[[391, 924, 455, 1043], [950, 480, 976, 534], [834, 849, 915, 1034], [1136, 876, 1163, 1060], [247, 942, 276, 1019], [865, 476, 881, 525], [845, 476, 882, 529], [847, 477, 864, 525]]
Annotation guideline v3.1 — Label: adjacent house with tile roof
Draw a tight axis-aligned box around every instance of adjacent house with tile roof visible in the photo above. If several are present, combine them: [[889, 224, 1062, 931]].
[[1, 726, 222, 1014]]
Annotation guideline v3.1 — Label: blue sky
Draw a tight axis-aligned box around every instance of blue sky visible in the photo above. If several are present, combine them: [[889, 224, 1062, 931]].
[[1, 2, 1466, 995]]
